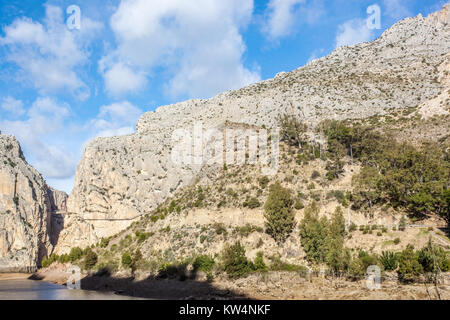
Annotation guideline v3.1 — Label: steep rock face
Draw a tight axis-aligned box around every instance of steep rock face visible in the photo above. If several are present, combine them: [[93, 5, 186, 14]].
[[0, 134, 67, 272], [59, 6, 450, 253]]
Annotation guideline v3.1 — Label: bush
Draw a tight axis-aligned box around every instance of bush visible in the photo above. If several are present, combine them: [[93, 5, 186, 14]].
[[69, 247, 83, 262], [99, 237, 110, 248], [221, 242, 252, 279], [399, 216, 407, 231], [397, 245, 423, 282], [349, 251, 379, 278], [417, 239, 450, 273], [268, 255, 307, 273], [233, 224, 263, 237], [294, 200, 304, 210], [278, 114, 308, 147], [380, 251, 398, 271], [121, 252, 133, 269], [264, 183, 295, 244], [158, 262, 188, 280], [259, 176, 270, 189], [252, 252, 268, 272], [193, 255, 215, 273], [243, 197, 261, 209], [84, 250, 98, 269]]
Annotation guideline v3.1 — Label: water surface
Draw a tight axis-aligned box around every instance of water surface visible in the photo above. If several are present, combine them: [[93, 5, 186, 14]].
[[0, 279, 143, 300]]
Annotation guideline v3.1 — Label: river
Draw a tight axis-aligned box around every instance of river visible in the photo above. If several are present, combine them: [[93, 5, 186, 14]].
[[0, 279, 143, 300]]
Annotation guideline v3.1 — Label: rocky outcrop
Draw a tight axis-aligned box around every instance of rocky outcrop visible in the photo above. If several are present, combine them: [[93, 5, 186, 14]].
[[0, 134, 67, 272], [58, 6, 450, 253]]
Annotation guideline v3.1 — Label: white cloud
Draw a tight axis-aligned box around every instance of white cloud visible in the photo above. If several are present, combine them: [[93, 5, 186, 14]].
[[262, 0, 325, 40], [0, 5, 102, 100], [335, 19, 375, 48], [101, 0, 260, 98], [263, 0, 305, 39], [90, 101, 143, 138], [1, 96, 25, 116], [383, 0, 412, 20], [0, 97, 77, 179], [100, 62, 147, 97]]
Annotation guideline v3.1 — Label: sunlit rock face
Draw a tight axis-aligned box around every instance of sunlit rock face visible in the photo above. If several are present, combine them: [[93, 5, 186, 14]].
[[0, 134, 67, 272], [59, 6, 450, 252]]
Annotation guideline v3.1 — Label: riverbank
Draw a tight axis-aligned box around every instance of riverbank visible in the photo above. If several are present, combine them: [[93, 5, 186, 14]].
[[29, 264, 450, 300], [0, 273, 31, 281]]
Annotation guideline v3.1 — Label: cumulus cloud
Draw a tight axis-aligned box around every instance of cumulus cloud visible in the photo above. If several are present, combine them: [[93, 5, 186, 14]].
[[263, 0, 305, 39], [0, 5, 102, 100], [0, 97, 77, 179], [383, 0, 412, 20], [100, 62, 147, 97], [1, 96, 25, 116], [90, 101, 143, 138], [261, 0, 324, 40], [100, 0, 260, 98], [335, 18, 375, 48]]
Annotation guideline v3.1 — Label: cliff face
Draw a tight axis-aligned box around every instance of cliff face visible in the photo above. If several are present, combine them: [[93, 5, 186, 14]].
[[0, 134, 67, 272], [58, 6, 450, 253]]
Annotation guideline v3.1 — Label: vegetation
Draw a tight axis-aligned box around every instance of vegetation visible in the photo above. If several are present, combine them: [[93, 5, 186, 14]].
[[264, 183, 295, 244], [397, 245, 424, 282], [380, 251, 398, 271], [278, 114, 308, 147], [83, 250, 98, 269], [221, 242, 253, 279]]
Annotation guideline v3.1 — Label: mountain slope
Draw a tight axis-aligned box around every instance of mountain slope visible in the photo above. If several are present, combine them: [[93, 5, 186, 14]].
[[57, 5, 450, 253]]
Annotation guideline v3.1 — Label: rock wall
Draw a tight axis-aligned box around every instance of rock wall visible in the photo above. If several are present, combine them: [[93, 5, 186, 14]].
[[58, 5, 450, 253], [0, 134, 67, 272]]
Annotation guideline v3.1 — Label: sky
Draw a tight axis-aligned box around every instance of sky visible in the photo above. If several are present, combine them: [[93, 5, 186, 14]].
[[0, 0, 448, 193]]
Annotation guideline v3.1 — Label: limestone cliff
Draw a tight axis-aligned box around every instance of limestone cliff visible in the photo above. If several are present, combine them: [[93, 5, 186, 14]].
[[0, 134, 67, 272], [58, 5, 450, 253]]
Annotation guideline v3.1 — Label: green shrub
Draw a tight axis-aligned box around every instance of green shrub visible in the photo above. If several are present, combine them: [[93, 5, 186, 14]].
[[193, 255, 215, 273], [399, 216, 407, 231], [259, 176, 270, 189], [69, 247, 83, 262], [417, 239, 450, 273], [84, 250, 98, 269], [158, 262, 188, 280], [221, 242, 252, 279], [380, 251, 398, 271], [243, 197, 261, 209], [397, 245, 423, 282], [99, 237, 110, 248], [278, 114, 308, 147], [264, 183, 295, 244], [121, 252, 133, 269], [252, 252, 268, 272], [268, 256, 307, 273], [394, 238, 401, 245], [233, 224, 263, 237], [294, 200, 304, 210]]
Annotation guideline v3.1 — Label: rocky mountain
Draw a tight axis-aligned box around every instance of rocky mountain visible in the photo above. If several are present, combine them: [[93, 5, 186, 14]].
[[55, 6, 450, 253], [0, 134, 67, 272]]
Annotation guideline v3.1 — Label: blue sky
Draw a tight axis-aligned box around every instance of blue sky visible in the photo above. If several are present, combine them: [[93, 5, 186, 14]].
[[0, 0, 447, 193]]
